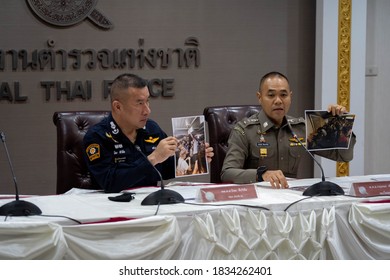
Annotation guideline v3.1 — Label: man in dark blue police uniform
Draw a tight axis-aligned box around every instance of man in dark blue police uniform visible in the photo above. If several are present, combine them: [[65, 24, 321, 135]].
[[83, 73, 213, 193]]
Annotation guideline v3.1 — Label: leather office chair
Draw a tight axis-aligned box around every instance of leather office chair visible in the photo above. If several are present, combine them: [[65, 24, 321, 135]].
[[53, 111, 110, 194], [203, 105, 261, 183]]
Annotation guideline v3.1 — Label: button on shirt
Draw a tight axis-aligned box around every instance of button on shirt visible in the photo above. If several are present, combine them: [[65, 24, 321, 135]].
[[83, 114, 175, 193]]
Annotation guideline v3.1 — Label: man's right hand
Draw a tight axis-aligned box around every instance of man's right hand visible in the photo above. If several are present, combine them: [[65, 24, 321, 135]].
[[148, 136, 178, 165], [262, 170, 289, 189]]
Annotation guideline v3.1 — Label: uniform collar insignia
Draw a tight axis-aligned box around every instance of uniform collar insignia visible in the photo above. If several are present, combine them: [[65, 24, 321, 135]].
[[110, 121, 119, 135]]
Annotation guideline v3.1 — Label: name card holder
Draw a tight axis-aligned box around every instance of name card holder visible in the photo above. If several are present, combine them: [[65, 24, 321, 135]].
[[196, 184, 258, 203], [352, 181, 390, 197]]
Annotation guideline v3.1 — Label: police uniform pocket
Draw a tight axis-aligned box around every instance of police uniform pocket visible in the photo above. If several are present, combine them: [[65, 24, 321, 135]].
[[256, 148, 276, 169], [143, 143, 157, 154], [288, 147, 302, 174]]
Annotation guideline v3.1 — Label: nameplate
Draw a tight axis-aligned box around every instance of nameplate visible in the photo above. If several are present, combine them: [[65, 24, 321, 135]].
[[352, 181, 390, 197], [197, 184, 258, 202]]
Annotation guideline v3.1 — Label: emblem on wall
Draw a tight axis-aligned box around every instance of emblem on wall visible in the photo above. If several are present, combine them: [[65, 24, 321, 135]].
[[26, 0, 113, 29]]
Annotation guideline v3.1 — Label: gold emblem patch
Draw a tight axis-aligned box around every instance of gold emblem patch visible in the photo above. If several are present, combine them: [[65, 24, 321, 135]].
[[86, 143, 100, 161], [144, 136, 159, 143], [289, 137, 304, 143], [105, 132, 118, 143]]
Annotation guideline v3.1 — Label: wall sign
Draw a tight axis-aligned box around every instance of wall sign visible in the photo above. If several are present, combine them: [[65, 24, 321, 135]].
[[26, 0, 113, 29], [0, 38, 200, 102], [1, 2, 201, 103]]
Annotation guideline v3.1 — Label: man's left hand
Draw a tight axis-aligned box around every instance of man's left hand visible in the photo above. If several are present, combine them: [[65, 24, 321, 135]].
[[205, 143, 214, 163], [327, 104, 347, 116]]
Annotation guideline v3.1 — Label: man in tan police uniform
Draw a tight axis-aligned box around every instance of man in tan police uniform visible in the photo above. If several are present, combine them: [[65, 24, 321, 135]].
[[221, 72, 356, 189]]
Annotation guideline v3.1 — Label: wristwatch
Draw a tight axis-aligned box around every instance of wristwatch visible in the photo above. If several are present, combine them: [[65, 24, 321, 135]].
[[257, 166, 268, 182]]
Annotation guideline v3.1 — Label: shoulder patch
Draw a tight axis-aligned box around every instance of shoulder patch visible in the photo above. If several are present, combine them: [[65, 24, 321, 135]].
[[86, 143, 100, 161]]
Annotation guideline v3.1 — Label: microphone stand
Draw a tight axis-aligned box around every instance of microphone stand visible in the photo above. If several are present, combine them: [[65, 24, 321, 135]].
[[134, 145, 184, 205], [287, 122, 344, 196], [0, 131, 42, 216]]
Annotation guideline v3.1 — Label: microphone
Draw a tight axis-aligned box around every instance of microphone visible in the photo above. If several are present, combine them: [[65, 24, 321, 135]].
[[0, 131, 42, 216], [286, 121, 344, 196], [134, 145, 184, 205]]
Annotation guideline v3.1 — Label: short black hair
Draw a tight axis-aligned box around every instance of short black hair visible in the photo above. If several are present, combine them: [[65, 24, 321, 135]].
[[259, 71, 289, 91], [110, 73, 148, 101]]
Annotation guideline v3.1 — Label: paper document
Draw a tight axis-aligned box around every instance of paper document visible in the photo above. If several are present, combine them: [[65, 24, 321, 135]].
[[305, 110, 355, 151], [172, 115, 209, 178], [255, 178, 322, 191]]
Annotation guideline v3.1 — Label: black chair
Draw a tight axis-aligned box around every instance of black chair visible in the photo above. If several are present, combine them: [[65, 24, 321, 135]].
[[203, 105, 261, 183], [53, 111, 110, 194]]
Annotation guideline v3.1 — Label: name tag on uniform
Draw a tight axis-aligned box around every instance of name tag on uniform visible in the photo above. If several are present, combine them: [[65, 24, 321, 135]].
[[257, 143, 269, 147]]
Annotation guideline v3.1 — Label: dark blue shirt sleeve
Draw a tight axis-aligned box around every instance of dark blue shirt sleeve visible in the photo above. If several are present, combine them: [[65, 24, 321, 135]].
[[83, 121, 175, 193]]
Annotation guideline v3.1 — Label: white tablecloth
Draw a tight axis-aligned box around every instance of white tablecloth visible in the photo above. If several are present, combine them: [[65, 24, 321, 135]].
[[1, 175, 390, 259]]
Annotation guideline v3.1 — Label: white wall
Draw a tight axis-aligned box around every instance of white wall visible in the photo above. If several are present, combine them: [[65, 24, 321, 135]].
[[316, 0, 367, 177], [365, 0, 390, 175]]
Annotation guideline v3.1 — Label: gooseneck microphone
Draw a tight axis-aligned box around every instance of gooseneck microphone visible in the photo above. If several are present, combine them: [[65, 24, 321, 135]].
[[134, 145, 184, 205], [0, 131, 42, 216], [286, 121, 344, 196]]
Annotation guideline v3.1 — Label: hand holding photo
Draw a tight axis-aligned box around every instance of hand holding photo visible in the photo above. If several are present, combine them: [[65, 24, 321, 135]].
[[172, 115, 208, 177], [305, 110, 355, 151]]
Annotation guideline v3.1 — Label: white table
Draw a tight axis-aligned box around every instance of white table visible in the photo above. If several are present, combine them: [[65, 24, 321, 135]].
[[1, 175, 390, 259]]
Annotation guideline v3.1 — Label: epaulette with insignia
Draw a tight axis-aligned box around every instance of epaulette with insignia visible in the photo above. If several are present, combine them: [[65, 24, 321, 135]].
[[240, 117, 259, 128], [234, 116, 259, 134], [233, 126, 245, 135]]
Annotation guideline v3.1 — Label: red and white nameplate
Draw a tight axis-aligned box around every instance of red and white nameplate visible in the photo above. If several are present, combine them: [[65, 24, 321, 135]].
[[197, 184, 258, 202], [352, 181, 390, 197]]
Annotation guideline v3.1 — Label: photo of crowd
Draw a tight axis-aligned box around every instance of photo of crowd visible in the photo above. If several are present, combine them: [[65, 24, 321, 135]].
[[305, 110, 355, 151], [172, 115, 208, 177]]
